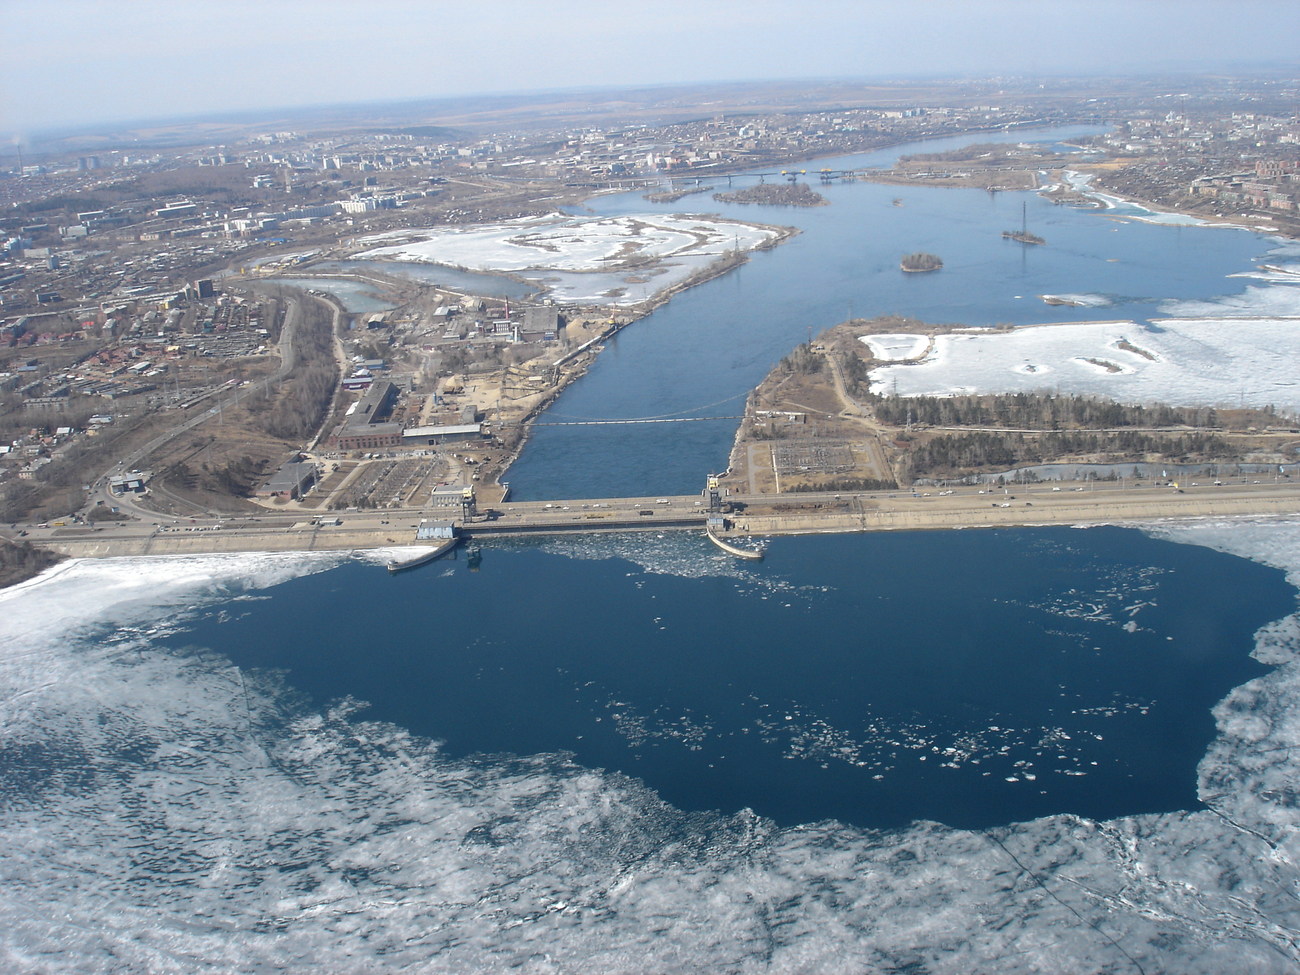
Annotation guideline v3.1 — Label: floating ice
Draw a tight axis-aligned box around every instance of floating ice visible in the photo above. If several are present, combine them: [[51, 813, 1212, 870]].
[[3, 527, 1298, 970]]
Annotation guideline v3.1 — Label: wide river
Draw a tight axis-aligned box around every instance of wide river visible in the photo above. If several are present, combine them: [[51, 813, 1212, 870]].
[[506, 126, 1280, 500], [4, 126, 1300, 973]]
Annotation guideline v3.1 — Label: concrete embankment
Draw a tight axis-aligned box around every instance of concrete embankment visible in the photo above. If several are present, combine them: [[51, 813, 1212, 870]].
[[726, 493, 1300, 536], [33, 485, 1300, 564]]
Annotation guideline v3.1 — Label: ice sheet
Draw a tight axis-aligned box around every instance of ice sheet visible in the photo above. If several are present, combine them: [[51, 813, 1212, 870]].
[[871, 317, 1300, 412]]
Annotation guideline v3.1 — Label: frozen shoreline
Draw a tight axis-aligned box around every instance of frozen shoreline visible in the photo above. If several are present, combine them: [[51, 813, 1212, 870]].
[[354, 212, 788, 307], [869, 315, 1300, 412]]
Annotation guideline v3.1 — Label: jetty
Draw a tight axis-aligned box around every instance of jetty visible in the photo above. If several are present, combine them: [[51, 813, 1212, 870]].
[[387, 523, 460, 573], [705, 525, 764, 560]]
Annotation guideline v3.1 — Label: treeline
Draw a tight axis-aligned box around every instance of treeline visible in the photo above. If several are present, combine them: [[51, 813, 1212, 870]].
[[168, 454, 268, 498], [0, 413, 143, 520], [907, 430, 1234, 475], [870, 392, 1213, 430], [257, 364, 336, 440], [252, 299, 338, 442], [713, 183, 827, 207], [0, 539, 61, 589], [780, 342, 823, 375], [787, 477, 897, 493]]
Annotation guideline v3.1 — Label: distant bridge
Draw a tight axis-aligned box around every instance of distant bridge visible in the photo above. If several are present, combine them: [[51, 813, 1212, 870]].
[[532, 415, 746, 426], [552, 168, 876, 191]]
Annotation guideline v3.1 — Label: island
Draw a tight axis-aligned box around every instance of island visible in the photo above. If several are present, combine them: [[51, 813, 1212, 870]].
[[722, 315, 1300, 501], [713, 183, 828, 207], [1002, 229, 1045, 245], [900, 252, 943, 272], [1002, 202, 1045, 244]]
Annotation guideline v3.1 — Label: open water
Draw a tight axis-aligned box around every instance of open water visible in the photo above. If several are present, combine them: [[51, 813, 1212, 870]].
[[507, 127, 1273, 500], [160, 526, 1292, 831]]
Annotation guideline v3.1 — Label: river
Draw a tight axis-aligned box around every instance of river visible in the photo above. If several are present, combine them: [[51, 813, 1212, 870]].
[[506, 126, 1276, 500]]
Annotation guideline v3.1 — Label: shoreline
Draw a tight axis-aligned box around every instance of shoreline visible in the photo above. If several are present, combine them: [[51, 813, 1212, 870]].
[[1061, 169, 1297, 240]]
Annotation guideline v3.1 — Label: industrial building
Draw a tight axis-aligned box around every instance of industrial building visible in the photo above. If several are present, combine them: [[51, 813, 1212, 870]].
[[329, 380, 401, 450], [401, 423, 484, 446], [259, 459, 318, 500]]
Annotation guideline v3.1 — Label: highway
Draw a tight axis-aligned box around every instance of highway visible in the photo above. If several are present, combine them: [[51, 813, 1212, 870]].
[[14, 476, 1300, 562]]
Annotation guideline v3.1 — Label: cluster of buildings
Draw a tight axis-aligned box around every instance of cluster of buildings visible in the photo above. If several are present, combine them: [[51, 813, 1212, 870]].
[[1192, 159, 1300, 212], [0, 291, 269, 415], [0, 415, 114, 482], [327, 378, 486, 453], [1085, 112, 1300, 221]]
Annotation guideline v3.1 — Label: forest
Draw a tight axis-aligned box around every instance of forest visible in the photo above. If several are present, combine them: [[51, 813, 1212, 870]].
[[905, 429, 1235, 476], [868, 391, 1217, 430]]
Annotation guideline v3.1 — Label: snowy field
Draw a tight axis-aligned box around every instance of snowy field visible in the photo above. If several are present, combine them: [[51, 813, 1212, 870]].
[[859, 333, 931, 361], [2, 523, 1300, 972], [870, 317, 1300, 412], [355, 213, 782, 306]]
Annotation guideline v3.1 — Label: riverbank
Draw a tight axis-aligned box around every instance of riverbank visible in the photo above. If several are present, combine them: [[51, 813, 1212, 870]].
[[1062, 168, 1299, 239]]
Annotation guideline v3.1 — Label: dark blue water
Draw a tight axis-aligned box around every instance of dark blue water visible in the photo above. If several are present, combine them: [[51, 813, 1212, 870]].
[[508, 128, 1274, 500], [166, 526, 1292, 830]]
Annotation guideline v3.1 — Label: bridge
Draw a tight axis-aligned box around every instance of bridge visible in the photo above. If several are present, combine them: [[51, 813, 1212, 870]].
[[532, 415, 746, 426]]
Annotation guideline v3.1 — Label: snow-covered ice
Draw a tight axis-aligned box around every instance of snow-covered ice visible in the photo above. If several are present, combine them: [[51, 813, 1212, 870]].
[[354, 213, 783, 306], [870, 317, 1300, 412], [859, 333, 931, 361]]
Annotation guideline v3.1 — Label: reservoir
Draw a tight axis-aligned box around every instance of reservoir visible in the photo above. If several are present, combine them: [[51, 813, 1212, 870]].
[[160, 525, 1293, 830]]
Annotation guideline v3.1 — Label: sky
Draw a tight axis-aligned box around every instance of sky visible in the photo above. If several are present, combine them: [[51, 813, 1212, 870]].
[[2, 0, 1298, 136]]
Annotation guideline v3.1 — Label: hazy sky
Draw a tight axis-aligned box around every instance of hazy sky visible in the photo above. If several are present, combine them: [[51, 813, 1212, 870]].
[[2, 0, 1297, 135]]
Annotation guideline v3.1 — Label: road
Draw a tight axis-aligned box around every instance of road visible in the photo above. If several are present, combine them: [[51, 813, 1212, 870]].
[[17, 477, 1300, 562]]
